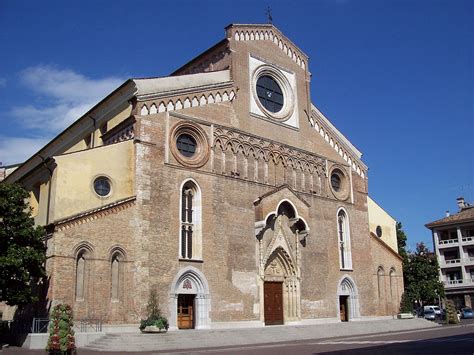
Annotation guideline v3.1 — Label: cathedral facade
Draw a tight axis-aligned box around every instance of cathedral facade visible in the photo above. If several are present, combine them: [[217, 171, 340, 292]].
[[3, 24, 403, 329]]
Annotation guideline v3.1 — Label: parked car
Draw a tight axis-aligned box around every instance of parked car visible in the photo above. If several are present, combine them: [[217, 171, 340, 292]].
[[423, 309, 436, 321], [460, 307, 473, 319], [438, 308, 447, 320], [424, 305, 441, 315]]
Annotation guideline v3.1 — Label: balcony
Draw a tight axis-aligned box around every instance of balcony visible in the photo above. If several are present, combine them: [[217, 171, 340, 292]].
[[443, 279, 474, 289], [463, 257, 474, 265], [462, 236, 474, 245], [444, 258, 461, 265], [440, 259, 462, 268], [438, 239, 459, 248]]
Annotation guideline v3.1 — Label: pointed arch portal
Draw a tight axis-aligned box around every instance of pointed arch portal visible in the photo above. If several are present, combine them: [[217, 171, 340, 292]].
[[337, 275, 360, 321], [263, 246, 299, 325], [169, 266, 210, 330]]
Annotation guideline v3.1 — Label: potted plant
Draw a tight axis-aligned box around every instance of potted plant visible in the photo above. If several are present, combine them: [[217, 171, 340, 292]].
[[139, 290, 169, 333], [46, 304, 76, 354]]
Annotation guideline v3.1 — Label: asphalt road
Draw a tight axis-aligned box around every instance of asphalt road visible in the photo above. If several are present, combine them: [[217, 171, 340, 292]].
[[3, 319, 474, 355]]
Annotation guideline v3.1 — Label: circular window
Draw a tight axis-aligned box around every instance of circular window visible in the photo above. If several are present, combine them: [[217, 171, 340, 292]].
[[93, 176, 111, 197], [170, 122, 210, 168], [176, 134, 197, 157], [256, 75, 284, 113], [330, 173, 342, 192], [376, 226, 383, 238], [251, 65, 295, 121], [329, 166, 349, 201]]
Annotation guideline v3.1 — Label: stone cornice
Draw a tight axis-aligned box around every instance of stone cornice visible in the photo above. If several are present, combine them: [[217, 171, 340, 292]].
[[309, 105, 367, 178], [226, 24, 308, 70], [138, 87, 236, 116], [254, 184, 311, 208], [136, 81, 234, 102], [50, 196, 136, 232]]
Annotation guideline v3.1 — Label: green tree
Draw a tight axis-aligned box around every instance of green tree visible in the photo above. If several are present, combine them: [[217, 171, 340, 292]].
[[404, 242, 445, 307], [0, 183, 46, 306], [396, 222, 408, 262]]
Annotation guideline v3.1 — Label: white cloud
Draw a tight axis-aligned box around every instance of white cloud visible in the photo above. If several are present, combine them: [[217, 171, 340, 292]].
[[2, 66, 125, 165], [0, 136, 51, 166], [11, 65, 124, 133]]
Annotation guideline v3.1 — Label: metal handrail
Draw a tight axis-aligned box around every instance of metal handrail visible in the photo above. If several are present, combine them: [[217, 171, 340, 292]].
[[78, 319, 102, 332], [31, 318, 50, 333]]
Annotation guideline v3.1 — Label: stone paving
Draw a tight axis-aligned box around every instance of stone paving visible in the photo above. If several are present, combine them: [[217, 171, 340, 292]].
[[86, 318, 438, 352], [1, 318, 439, 354]]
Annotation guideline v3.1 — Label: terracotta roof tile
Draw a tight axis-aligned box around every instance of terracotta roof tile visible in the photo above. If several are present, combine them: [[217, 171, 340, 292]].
[[425, 206, 474, 228]]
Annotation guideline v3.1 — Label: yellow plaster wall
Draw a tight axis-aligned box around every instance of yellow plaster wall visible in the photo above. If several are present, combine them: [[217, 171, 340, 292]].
[[34, 182, 51, 226], [367, 196, 398, 252], [102, 103, 132, 133], [50, 140, 134, 222], [63, 137, 89, 154], [63, 103, 132, 155]]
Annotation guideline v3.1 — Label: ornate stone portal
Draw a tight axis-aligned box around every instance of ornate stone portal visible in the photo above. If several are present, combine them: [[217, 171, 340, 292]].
[[256, 203, 308, 324]]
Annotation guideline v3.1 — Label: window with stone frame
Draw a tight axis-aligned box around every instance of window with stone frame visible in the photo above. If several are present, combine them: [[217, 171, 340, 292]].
[[377, 267, 385, 298], [111, 251, 124, 302], [389, 268, 396, 298], [337, 209, 352, 270], [180, 180, 202, 260], [75, 249, 88, 301]]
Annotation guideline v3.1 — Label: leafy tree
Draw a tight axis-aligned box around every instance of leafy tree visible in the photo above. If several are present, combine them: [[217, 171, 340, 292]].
[[396, 222, 408, 262], [0, 183, 46, 306], [404, 242, 444, 307]]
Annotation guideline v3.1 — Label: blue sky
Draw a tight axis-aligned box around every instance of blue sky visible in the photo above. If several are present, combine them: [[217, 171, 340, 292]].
[[0, 0, 472, 250]]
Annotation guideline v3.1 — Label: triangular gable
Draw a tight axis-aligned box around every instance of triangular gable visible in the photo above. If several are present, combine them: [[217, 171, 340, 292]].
[[254, 184, 310, 208]]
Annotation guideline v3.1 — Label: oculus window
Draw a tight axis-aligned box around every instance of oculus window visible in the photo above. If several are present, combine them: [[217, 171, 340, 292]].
[[376, 226, 383, 238], [256, 75, 284, 113], [177, 134, 197, 158], [170, 122, 210, 168], [94, 177, 111, 197]]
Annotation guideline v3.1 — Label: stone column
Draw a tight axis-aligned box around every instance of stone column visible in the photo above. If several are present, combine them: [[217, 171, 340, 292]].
[[168, 294, 178, 330]]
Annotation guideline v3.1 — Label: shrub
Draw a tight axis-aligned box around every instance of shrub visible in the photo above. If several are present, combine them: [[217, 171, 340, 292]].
[[399, 292, 413, 313], [46, 304, 76, 353], [445, 299, 459, 324], [139, 290, 169, 332]]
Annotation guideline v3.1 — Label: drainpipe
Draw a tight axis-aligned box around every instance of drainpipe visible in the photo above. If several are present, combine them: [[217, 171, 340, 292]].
[[89, 115, 98, 148], [39, 155, 54, 225]]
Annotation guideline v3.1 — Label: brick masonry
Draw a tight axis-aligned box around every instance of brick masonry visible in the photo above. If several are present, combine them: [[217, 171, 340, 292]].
[[44, 24, 402, 326]]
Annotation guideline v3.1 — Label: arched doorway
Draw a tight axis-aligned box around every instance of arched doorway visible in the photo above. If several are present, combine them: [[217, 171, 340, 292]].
[[255, 197, 309, 326], [169, 266, 210, 330], [263, 246, 299, 325], [337, 276, 360, 321]]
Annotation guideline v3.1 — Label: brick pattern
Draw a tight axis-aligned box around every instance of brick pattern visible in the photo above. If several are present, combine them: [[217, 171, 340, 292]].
[[45, 25, 401, 325]]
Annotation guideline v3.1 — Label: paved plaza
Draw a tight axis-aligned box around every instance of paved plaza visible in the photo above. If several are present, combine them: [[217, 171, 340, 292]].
[[1, 318, 442, 353]]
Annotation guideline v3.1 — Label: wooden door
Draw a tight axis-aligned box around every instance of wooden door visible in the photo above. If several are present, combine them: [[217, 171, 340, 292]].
[[339, 296, 348, 322], [177, 294, 195, 329], [264, 282, 283, 325]]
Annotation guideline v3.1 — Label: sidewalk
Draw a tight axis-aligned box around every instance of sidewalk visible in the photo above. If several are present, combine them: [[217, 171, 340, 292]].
[[2, 318, 439, 354]]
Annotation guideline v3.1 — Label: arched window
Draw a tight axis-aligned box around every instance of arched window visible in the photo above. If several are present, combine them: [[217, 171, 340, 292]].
[[111, 251, 124, 302], [180, 180, 202, 260], [377, 266, 385, 298], [389, 268, 396, 298], [337, 209, 352, 270], [75, 249, 88, 301]]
